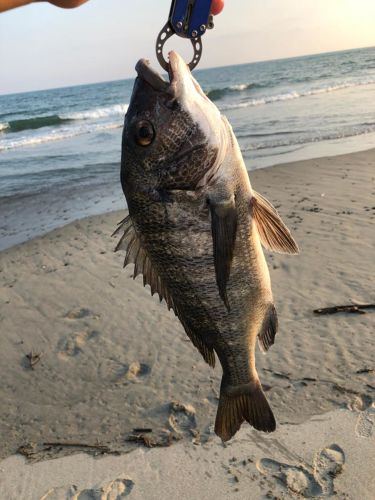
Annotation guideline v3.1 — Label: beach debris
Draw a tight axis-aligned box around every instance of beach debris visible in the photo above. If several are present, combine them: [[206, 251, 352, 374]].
[[126, 431, 181, 448], [355, 368, 374, 375], [314, 303, 375, 315], [42, 441, 111, 452], [17, 443, 38, 459], [25, 351, 43, 370], [17, 441, 113, 461], [126, 434, 157, 448], [115, 50, 298, 442]]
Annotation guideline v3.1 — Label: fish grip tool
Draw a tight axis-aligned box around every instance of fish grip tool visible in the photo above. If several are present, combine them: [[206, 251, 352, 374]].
[[156, 0, 214, 71]]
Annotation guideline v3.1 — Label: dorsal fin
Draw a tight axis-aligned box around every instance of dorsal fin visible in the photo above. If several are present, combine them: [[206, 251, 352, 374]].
[[113, 216, 174, 309], [251, 191, 299, 255], [113, 215, 215, 368]]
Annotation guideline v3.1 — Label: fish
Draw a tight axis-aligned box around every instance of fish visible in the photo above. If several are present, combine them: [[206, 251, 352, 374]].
[[114, 51, 299, 441]]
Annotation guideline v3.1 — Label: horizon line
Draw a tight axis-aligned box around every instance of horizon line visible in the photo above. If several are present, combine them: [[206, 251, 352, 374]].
[[1, 43, 374, 98]]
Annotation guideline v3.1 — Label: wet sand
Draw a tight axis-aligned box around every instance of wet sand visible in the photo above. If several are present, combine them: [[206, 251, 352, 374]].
[[0, 149, 374, 499]]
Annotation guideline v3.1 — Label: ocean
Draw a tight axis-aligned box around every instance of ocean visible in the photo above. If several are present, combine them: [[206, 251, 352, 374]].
[[0, 46, 374, 250]]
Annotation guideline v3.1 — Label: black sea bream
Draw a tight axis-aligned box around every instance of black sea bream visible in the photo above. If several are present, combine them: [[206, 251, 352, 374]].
[[115, 51, 298, 441]]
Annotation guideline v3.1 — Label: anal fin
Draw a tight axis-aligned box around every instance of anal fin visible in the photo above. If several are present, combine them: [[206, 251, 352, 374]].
[[174, 305, 216, 368], [258, 304, 278, 353], [251, 191, 299, 255]]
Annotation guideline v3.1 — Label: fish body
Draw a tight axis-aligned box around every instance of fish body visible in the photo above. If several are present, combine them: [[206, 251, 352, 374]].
[[116, 52, 298, 441]]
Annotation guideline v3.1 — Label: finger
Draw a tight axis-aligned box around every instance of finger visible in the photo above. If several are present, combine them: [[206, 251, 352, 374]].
[[211, 0, 224, 16], [46, 0, 88, 8]]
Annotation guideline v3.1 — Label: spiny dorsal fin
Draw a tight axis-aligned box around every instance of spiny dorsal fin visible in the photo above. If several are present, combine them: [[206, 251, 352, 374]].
[[251, 191, 299, 255], [113, 215, 216, 368], [258, 304, 278, 353], [113, 215, 174, 310], [209, 196, 238, 311]]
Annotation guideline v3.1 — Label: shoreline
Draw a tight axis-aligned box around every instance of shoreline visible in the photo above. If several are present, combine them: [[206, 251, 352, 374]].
[[0, 147, 374, 498], [1, 144, 375, 253]]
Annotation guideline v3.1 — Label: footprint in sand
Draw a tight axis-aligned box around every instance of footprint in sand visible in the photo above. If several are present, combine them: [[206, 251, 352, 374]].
[[65, 307, 95, 320], [353, 396, 375, 439], [168, 401, 197, 438], [41, 478, 134, 500], [125, 361, 151, 381], [257, 444, 345, 498], [57, 330, 99, 359], [98, 359, 151, 383], [313, 445, 345, 496], [257, 458, 322, 497], [40, 486, 76, 500]]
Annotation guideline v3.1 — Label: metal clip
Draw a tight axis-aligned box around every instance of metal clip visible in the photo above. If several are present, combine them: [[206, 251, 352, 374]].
[[156, 0, 214, 71]]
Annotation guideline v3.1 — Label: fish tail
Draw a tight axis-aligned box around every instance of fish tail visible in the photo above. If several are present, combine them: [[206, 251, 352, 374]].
[[214, 379, 276, 441]]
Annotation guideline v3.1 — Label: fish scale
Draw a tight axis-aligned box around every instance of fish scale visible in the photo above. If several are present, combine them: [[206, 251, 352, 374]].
[[116, 52, 298, 441]]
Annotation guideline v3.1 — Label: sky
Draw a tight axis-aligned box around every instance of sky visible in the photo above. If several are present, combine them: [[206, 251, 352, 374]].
[[0, 0, 375, 94]]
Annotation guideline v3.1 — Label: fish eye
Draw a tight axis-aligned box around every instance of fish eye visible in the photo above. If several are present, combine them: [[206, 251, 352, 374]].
[[134, 120, 155, 147]]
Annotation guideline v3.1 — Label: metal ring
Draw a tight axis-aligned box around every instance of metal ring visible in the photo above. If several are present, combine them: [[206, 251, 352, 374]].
[[156, 21, 203, 72], [156, 21, 175, 72], [188, 37, 202, 71]]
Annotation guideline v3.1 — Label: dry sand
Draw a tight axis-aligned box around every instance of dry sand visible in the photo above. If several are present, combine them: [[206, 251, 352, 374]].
[[0, 149, 374, 499]]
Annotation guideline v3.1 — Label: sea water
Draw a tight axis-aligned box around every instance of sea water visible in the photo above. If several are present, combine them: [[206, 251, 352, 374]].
[[0, 46, 374, 249]]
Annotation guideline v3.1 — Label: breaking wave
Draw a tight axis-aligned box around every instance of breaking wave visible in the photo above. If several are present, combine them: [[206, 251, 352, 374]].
[[205, 82, 264, 101], [0, 122, 122, 152], [0, 103, 129, 151], [62, 104, 128, 121], [1, 104, 129, 135], [5, 115, 71, 133], [220, 79, 375, 110]]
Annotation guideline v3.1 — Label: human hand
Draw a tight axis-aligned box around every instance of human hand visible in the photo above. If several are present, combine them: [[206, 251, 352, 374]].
[[0, 0, 88, 12], [211, 0, 224, 15], [44, 0, 88, 7]]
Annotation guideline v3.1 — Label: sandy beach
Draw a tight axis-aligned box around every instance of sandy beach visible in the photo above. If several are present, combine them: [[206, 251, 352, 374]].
[[0, 148, 374, 499]]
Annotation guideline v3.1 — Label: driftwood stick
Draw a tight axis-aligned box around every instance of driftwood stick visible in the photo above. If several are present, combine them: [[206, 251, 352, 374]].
[[42, 442, 110, 451], [314, 304, 375, 315], [26, 351, 43, 369]]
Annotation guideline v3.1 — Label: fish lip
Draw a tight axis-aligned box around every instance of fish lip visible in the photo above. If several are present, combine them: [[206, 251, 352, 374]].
[[135, 59, 169, 92], [167, 51, 189, 95]]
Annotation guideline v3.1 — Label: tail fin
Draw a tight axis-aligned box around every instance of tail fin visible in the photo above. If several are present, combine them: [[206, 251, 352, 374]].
[[214, 381, 276, 441]]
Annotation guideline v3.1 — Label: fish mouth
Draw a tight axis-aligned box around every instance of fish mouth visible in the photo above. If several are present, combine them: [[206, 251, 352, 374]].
[[135, 59, 169, 92], [135, 52, 193, 96]]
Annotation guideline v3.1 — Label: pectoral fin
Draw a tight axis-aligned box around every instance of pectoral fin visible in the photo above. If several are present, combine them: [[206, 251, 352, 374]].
[[209, 196, 238, 311], [251, 191, 299, 255]]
